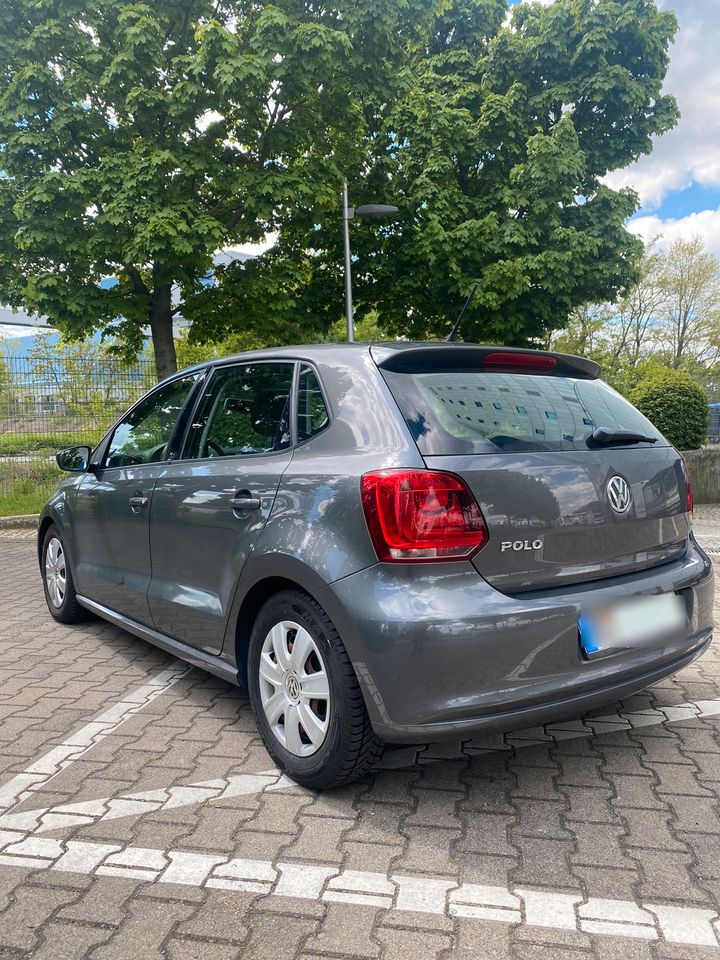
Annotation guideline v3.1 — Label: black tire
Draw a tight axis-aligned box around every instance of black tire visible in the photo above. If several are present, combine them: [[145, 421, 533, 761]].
[[41, 525, 85, 624], [247, 589, 382, 789]]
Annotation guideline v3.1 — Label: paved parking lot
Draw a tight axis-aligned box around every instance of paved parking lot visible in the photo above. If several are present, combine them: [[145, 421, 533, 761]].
[[3, 530, 720, 959]]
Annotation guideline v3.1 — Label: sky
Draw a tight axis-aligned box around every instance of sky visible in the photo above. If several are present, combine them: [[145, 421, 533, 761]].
[[2, 0, 717, 338]]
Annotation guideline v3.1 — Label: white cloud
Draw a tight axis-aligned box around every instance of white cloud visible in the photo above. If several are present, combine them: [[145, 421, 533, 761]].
[[604, 0, 720, 209], [0, 324, 46, 339], [628, 207, 720, 257]]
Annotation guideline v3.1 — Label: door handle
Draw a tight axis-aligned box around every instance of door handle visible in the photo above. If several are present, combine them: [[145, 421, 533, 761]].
[[230, 495, 261, 511], [129, 496, 149, 509]]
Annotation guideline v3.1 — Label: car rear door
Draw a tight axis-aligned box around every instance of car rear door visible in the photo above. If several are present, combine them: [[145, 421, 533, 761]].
[[72, 373, 200, 625], [376, 347, 691, 594], [147, 360, 296, 654]]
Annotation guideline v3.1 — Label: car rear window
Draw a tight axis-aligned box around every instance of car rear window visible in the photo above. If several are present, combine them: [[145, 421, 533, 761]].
[[381, 370, 667, 455]]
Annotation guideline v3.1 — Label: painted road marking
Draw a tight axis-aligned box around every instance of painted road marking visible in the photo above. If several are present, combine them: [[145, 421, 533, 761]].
[[0, 770, 284, 836], [0, 834, 717, 947], [1, 685, 719, 950], [0, 662, 190, 814], [3, 693, 719, 837]]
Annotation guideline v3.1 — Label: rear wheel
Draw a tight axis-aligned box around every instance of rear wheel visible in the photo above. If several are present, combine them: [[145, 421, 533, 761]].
[[248, 590, 382, 789], [42, 525, 84, 624]]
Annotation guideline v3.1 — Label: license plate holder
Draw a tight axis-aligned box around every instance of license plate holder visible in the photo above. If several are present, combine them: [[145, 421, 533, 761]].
[[578, 593, 686, 660]]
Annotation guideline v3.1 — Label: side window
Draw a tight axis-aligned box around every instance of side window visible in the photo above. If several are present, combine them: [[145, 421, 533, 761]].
[[297, 366, 329, 442], [185, 363, 294, 459], [105, 375, 197, 468]]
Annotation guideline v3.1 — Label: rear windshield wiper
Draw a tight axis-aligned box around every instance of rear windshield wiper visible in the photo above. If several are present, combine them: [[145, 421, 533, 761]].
[[587, 427, 658, 447]]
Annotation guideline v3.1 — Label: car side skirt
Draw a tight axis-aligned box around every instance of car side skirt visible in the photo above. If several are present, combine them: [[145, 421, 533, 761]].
[[76, 595, 241, 687]]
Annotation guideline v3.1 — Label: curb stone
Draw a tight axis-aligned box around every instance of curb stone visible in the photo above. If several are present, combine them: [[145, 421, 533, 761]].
[[0, 514, 38, 529]]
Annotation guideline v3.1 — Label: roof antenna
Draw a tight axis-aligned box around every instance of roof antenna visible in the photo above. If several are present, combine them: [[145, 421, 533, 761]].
[[446, 283, 479, 342]]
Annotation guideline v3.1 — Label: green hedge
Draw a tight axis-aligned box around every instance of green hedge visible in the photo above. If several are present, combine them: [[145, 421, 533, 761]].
[[629, 368, 708, 450]]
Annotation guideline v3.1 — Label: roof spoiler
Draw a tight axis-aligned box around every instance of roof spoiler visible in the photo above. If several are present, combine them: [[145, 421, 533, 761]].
[[370, 344, 600, 380]]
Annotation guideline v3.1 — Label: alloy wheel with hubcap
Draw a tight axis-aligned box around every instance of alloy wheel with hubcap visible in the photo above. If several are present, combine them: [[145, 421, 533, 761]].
[[258, 619, 330, 757], [42, 525, 84, 624], [248, 590, 382, 789], [45, 536, 67, 608]]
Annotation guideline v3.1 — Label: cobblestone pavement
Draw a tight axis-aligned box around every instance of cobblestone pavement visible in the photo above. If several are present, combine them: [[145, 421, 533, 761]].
[[692, 507, 720, 555], [3, 534, 720, 959]]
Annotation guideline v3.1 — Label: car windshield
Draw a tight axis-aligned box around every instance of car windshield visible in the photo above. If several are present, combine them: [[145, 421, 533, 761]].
[[381, 370, 667, 455]]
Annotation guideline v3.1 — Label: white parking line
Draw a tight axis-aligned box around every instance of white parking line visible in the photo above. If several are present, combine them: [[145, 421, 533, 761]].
[[3, 693, 718, 837], [0, 769, 284, 836], [0, 662, 190, 814], [0, 835, 717, 948], [0, 684, 718, 949]]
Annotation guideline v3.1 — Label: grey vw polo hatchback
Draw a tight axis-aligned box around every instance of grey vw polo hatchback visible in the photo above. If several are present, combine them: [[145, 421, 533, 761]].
[[39, 343, 714, 789]]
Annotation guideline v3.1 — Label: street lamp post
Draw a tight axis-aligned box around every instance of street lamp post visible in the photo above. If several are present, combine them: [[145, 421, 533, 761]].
[[342, 180, 399, 342]]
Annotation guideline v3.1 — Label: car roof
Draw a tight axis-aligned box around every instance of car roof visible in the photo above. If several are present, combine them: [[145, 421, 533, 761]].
[[172, 341, 426, 379], [173, 341, 599, 381]]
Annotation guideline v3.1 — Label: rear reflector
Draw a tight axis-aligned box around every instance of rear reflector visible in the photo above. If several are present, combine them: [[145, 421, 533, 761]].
[[483, 351, 557, 370], [361, 469, 488, 562]]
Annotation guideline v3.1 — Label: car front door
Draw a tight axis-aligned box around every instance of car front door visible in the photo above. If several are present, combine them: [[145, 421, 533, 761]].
[[72, 374, 200, 626], [147, 361, 296, 654]]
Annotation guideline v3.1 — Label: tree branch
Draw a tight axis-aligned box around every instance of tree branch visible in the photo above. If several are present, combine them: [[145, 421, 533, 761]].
[[127, 266, 150, 297]]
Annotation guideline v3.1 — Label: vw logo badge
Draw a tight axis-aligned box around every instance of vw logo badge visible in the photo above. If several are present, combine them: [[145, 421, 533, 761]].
[[285, 674, 301, 701], [607, 475, 631, 514]]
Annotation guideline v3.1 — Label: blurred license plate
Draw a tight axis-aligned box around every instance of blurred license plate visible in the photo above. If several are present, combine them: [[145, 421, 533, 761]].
[[579, 593, 685, 659]]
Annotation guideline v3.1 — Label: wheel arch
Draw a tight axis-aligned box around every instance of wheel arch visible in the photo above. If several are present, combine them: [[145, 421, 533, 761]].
[[227, 555, 377, 724], [232, 573, 322, 689], [37, 513, 60, 568]]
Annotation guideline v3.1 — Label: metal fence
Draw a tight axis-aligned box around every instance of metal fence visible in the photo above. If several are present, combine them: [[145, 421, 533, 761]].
[[0, 354, 156, 508]]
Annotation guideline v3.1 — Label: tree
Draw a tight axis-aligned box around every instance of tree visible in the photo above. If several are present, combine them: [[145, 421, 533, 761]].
[[174, 328, 266, 370], [245, 0, 678, 345], [654, 237, 720, 367], [548, 303, 613, 359], [607, 244, 664, 365], [630, 367, 708, 451], [545, 240, 720, 397], [0, 0, 430, 380]]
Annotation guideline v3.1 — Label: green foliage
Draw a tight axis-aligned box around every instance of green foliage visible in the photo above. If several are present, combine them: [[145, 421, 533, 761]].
[[325, 311, 395, 343], [176, 308, 395, 368], [250, 0, 678, 345], [630, 368, 708, 451], [0, 432, 103, 456], [0, 0, 679, 365], [547, 238, 720, 403], [175, 329, 269, 370], [0, 460, 61, 517], [0, 0, 431, 379]]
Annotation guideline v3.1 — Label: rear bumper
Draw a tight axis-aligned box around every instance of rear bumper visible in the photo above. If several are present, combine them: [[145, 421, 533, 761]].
[[318, 537, 714, 743], [371, 631, 711, 742]]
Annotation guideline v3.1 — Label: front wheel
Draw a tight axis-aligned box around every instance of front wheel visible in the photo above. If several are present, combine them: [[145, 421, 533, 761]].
[[247, 590, 382, 789], [42, 525, 85, 624]]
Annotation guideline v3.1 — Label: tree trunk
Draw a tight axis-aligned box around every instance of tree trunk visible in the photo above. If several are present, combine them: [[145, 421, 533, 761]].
[[149, 283, 177, 381]]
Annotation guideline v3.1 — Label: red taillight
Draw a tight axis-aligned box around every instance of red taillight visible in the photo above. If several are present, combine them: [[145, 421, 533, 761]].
[[686, 471, 694, 515], [361, 469, 488, 562], [483, 351, 557, 370]]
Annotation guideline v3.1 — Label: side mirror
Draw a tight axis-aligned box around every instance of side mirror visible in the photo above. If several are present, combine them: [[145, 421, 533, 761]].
[[56, 445, 93, 473]]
